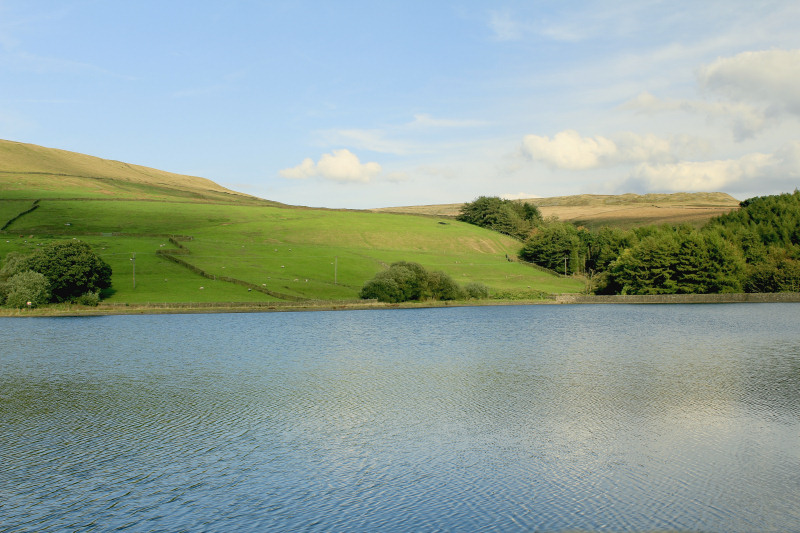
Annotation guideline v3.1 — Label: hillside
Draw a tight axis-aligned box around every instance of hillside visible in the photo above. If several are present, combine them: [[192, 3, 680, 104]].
[[372, 192, 741, 230], [1, 140, 584, 305], [0, 139, 278, 205]]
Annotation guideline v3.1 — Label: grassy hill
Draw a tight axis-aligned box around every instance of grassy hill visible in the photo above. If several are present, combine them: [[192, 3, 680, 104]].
[[1, 140, 584, 304], [0, 139, 279, 205], [373, 192, 741, 230]]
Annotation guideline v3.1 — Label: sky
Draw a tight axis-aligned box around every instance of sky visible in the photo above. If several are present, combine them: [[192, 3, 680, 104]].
[[1, 1, 800, 208]]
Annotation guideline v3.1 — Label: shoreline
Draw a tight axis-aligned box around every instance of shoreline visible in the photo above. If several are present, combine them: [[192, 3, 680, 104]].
[[1, 292, 799, 317]]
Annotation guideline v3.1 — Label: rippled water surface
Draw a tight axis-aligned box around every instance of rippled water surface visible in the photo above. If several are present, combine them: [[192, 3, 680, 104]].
[[2, 304, 800, 532]]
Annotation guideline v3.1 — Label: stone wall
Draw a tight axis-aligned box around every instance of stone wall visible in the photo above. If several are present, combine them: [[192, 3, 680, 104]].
[[554, 293, 800, 304]]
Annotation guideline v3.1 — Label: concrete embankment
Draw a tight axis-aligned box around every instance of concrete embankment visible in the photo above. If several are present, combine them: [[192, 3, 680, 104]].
[[2, 293, 799, 317], [553, 292, 800, 304]]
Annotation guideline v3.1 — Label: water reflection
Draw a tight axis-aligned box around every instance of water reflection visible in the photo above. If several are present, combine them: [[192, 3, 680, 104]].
[[1, 304, 799, 532]]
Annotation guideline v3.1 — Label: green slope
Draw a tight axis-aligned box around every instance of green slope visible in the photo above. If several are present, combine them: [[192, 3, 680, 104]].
[[0, 139, 279, 205], [1, 140, 584, 302]]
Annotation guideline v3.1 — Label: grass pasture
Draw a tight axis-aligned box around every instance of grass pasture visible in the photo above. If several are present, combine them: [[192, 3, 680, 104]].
[[0, 138, 617, 305], [0, 198, 584, 304]]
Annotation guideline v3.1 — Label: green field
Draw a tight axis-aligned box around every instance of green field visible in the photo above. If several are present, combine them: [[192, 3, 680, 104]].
[[0, 200, 583, 303], [0, 138, 587, 305]]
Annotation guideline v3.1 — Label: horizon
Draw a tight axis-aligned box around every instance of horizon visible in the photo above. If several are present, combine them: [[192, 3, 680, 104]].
[[1, 2, 798, 209]]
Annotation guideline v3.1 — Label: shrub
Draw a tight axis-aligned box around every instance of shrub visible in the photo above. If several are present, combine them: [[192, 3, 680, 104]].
[[464, 282, 489, 299], [359, 261, 469, 302], [425, 270, 466, 300], [73, 291, 101, 306], [4, 270, 50, 308], [359, 276, 404, 303], [19, 240, 112, 302]]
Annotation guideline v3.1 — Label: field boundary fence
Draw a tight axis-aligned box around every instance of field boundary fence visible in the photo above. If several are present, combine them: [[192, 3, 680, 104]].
[[1, 199, 40, 231]]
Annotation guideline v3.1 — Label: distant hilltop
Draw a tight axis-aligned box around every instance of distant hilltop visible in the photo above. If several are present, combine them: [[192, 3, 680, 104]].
[[371, 192, 741, 230]]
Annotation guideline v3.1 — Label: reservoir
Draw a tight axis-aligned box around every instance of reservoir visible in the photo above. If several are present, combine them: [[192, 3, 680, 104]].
[[1, 304, 799, 532]]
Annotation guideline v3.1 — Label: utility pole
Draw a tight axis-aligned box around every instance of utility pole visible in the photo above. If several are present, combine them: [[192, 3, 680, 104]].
[[131, 252, 136, 289]]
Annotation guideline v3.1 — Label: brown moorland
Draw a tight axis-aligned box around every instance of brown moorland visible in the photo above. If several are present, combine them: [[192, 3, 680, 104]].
[[371, 192, 741, 230]]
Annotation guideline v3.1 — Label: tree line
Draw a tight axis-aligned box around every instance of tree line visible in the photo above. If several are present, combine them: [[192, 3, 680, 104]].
[[457, 191, 800, 295]]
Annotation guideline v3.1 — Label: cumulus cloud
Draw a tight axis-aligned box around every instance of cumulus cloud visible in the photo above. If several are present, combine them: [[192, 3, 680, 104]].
[[521, 130, 673, 170], [624, 50, 800, 140], [622, 141, 800, 193], [699, 49, 800, 115], [624, 90, 769, 141], [280, 149, 381, 183]]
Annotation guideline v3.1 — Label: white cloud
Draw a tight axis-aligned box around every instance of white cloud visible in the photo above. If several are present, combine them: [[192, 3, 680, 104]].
[[623, 141, 800, 193], [329, 129, 414, 155], [321, 114, 486, 156], [699, 49, 800, 114], [521, 130, 673, 170], [279, 157, 316, 179], [280, 149, 381, 183], [623, 50, 800, 140], [623, 91, 769, 141], [522, 130, 616, 170]]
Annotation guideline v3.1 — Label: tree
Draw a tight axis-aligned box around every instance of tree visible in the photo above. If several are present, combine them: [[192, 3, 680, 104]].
[[702, 231, 745, 293], [3, 270, 50, 308], [607, 232, 679, 294], [0, 251, 30, 281], [519, 222, 584, 274], [744, 247, 800, 292], [673, 227, 712, 293], [457, 196, 540, 240], [359, 261, 467, 302], [590, 227, 636, 272], [359, 275, 404, 303], [20, 240, 112, 302]]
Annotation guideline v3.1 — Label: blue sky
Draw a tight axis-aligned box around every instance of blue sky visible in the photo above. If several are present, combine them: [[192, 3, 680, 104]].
[[2, 1, 799, 208]]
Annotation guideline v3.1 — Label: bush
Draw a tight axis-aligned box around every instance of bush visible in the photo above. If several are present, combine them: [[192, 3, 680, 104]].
[[464, 282, 489, 299], [359, 276, 404, 303], [425, 270, 466, 300], [73, 291, 101, 306], [4, 270, 50, 308], [18, 240, 112, 302], [359, 261, 469, 302]]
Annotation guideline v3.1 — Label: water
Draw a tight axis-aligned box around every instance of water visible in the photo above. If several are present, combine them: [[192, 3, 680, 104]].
[[1, 304, 799, 532]]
